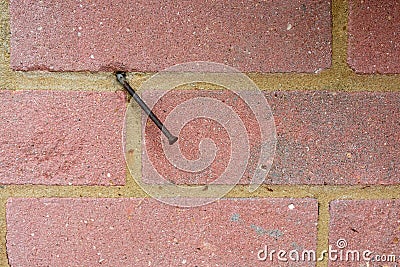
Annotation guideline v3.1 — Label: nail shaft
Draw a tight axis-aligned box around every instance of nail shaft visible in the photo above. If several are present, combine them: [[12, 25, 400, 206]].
[[116, 72, 178, 145]]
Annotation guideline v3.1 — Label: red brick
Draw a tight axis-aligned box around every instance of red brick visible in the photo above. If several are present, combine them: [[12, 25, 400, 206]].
[[10, 0, 331, 72], [141, 90, 399, 185], [6, 197, 318, 266], [141, 89, 276, 186], [0, 90, 126, 185], [268, 91, 400, 185], [348, 0, 400, 73], [329, 200, 400, 266]]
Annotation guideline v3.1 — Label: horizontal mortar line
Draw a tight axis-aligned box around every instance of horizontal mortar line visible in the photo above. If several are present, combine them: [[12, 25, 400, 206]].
[[0, 185, 147, 198], [1, 69, 398, 92], [230, 185, 400, 199], [1, 185, 400, 198], [1, 68, 400, 93]]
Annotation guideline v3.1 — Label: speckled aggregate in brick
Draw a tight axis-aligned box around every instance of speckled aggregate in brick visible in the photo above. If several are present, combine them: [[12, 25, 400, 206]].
[[329, 200, 400, 266], [142, 89, 271, 185], [268, 91, 400, 185], [0, 90, 126, 185], [6, 198, 318, 267], [142, 90, 399, 185], [348, 0, 400, 73], [10, 0, 332, 72]]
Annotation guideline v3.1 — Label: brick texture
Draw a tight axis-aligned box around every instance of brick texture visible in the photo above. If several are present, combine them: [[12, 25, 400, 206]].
[[269, 91, 400, 185], [141, 89, 274, 186], [0, 90, 126, 185], [10, 0, 332, 72], [329, 200, 400, 266], [348, 0, 400, 73], [141, 90, 399, 185], [6, 198, 318, 267], [3, 0, 400, 266]]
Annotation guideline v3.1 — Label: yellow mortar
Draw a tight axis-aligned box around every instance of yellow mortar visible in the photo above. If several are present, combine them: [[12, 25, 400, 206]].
[[0, 0, 399, 266]]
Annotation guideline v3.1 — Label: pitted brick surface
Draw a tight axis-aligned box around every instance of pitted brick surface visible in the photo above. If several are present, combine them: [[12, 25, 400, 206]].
[[268, 91, 400, 184], [0, 90, 126, 185], [10, 0, 331, 72], [141, 90, 400, 185], [329, 200, 400, 266], [348, 0, 400, 73], [6, 198, 318, 267]]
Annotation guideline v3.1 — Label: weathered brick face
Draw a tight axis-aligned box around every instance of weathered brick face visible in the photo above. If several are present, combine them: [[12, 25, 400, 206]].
[[329, 200, 400, 267], [1, 0, 400, 266], [0, 90, 126, 185], [6, 198, 318, 267], [348, 0, 400, 73], [10, 0, 331, 72]]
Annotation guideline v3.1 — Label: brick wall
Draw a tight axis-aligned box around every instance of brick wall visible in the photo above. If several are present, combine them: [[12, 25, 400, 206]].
[[1, 0, 400, 266]]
